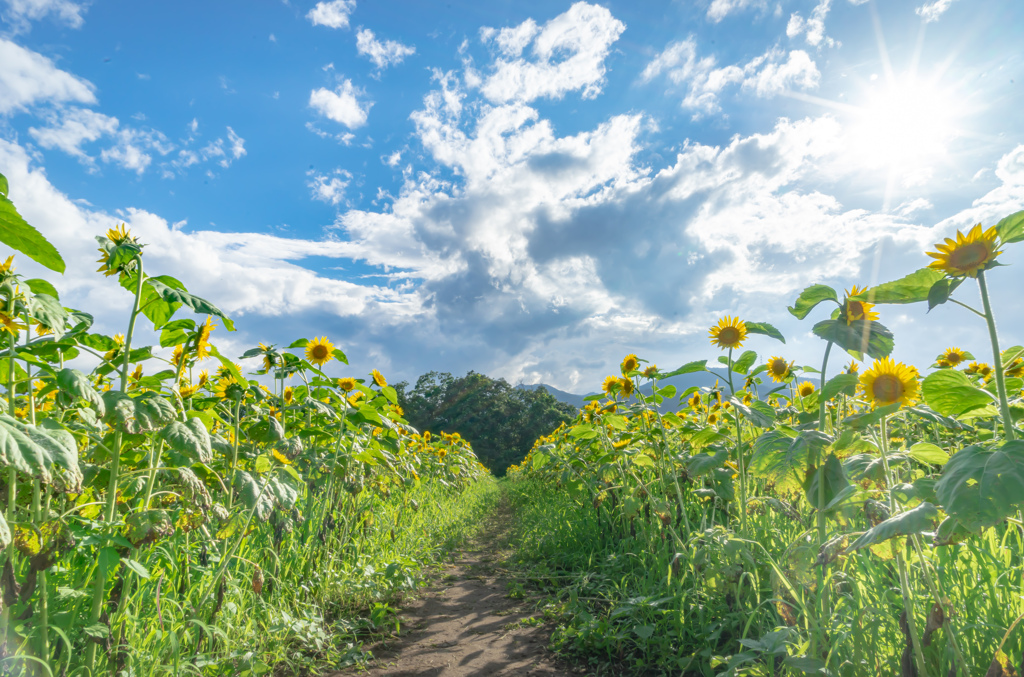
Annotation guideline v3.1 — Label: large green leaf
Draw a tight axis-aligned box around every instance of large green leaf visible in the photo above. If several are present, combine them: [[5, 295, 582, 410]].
[[733, 350, 758, 375], [146, 277, 235, 331], [750, 430, 830, 492], [658, 360, 707, 379], [686, 449, 728, 477], [921, 369, 993, 417], [28, 294, 68, 339], [845, 502, 939, 554], [159, 419, 213, 464], [102, 391, 177, 434], [234, 471, 274, 521], [803, 453, 849, 509], [841, 402, 903, 430], [995, 209, 1024, 244], [821, 373, 859, 402], [23, 278, 59, 299], [158, 319, 196, 348], [787, 284, 838, 320], [124, 510, 174, 546], [746, 322, 785, 343], [907, 442, 949, 466], [935, 441, 1024, 530], [0, 415, 82, 490], [812, 319, 894, 359], [268, 472, 301, 510], [56, 368, 105, 415], [0, 193, 66, 274], [730, 397, 775, 428], [863, 267, 945, 304], [926, 277, 965, 312]]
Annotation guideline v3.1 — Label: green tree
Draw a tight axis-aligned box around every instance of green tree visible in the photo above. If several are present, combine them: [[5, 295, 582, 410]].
[[395, 371, 576, 475]]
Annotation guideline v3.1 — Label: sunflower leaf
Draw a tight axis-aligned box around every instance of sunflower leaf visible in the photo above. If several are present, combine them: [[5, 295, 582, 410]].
[[811, 319, 894, 359], [659, 360, 707, 379], [788, 285, 838, 320], [841, 402, 902, 430], [733, 350, 758, 375], [821, 373, 859, 402], [995, 209, 1024, 244], [803, 453, 849, 510], [921, 369, 993, 417], [845, 502, 938, 554], [863, 267, 945, 305], [28, 293, 67, 339], [56, 368, 105, 415], [935, 441, 1024, 530], [750, 430, 830, 492], [746, 322, 785, 343], [206, 345, 246, 385], [0, 193, 66, 274], [159, 419, 214, 464], [146, 277, 235, 331]]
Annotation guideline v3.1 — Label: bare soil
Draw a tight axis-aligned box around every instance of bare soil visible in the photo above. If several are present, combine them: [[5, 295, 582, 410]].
[[335, 494, 573, 676]]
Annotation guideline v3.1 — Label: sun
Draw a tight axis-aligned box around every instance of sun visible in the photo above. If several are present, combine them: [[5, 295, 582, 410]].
[[848, 75, 963, 175]]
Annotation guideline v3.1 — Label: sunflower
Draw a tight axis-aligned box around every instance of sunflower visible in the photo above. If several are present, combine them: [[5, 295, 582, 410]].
[[846, 360, 860, 374], [0, 313, 27, 336], [927, 223, 1003, 278], [179, 381, 199, 398], [171, 344, 187, 367], [642, 364, 658, 379], [371, 369, 387, 388], [106, 223, 134, 244], [0, 256, 14, 275], [798, 382, 815, 397], [620, 354, 639, 375], [337, 377, 357, 392], [965, 361, 992, 377], [940, 347, 967, 367], [129, 364, 143, 381], [259, 343, 277, 371], [602, 375, 619, 396], [196, 317, 216, 361], [858, 357, 920, 409], [197, 370, 209, 387], [1007, 358, 1024, 378], [104, 333, 125, 361], [283, 386, 294, 404], [305, 336, 334, 367], [688, 392, 702, 409], [214, 376, 241, 400], [843, 285, 880, 325], [347, 391, 364, 407], [619, 377, 634, 398], [766, 356, 792, 383], [707, 412, 718, 425], [33, 322, 52, 336], [708, 315, 747, 350]]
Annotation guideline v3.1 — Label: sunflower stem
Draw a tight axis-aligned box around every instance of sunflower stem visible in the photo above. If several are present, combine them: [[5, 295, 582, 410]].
[[817, 341, 833, 433], [948, 297, 987, 319], [976, 271, 1015, 442]]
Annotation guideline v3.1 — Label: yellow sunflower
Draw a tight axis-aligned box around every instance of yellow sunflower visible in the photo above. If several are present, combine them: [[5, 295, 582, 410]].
[[129, 364, 143, 381], [620, 353, 639, 375], [766, 356, 792, 383], [283, 386, 294, 404], [0, 313, 27, 336], [33, 322, 52, 336], [171, 344, 187, 367], [707, 412, 718, 425], [708, 315, 747, 350], [337, 377, 357, 392], [642, 364, 658, 379], [1007, 357, 1024, 378], [965, 361, 992, 377], [940, 347, 967, 367], [179, 381, 199, 398], [196, 317, 216, 361], [619, 377, 634, 398], [104, 333, 125, 361], [602, 375, 619, 396], [858, 357, 920, 409], [106, 223, 134, 244], [927, 223, 1003, 278], [0, 256, 15, 275], [843, 285, 880, 325], [798, 381, 815, 397], [259, 342, 277, 371], [197, 370, 209, 387], [305, 336, 334, 367], [371, 369, 387, 388], [214, 376, 241, 399], [688, 392, 702, 409], [347, 391, 364, 407], [846, 360, 860, 374]]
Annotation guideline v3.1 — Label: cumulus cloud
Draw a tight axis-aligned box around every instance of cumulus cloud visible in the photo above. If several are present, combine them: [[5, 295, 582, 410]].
[[308, 169, 352, 205], [477, 2, 625, 103], [306, 0, 355, 29], [642, 40, 820, 117], [786, 0, 834, 48], [28, 107, 118, 164], [100, 128, 174, 175], [915, 0, 956, 23], [706, 0, 768, 23], [0, 39, 96, 114], [1, 0, 86, 31], [356, 28, 415, 70], [309, 79, 372, 129]]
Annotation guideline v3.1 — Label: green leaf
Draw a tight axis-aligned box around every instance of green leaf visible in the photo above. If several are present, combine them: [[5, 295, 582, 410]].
[[921, 369, 993, 417], [846, 502, 938, 553], [926, 277, 964, 312], [750, 430, 830, 492], [102, 391, 177, 434], [23, 278, 59, 299], [158, 319, 196, 348], [863, 267, 945, 304], [0, 512, 10, 551], [935, 441, 1024, 530], [995, 209, 1024, 244], [686, 449, 728, 477], [0, 173, 8, 197], [658, 360, 707, 379], [28, 293, 68, 339], [730, 397, 775, 428], [331, 347, 349, 364], [745, 321, 785, 343], [234, 471, 274, 521], [124, 510, 173, 546], [146, 277, 235, 330], [841, 402, 902, 430], [811, 319, 894, 359], [821, 373, 859, 402], [733, 350, 758, 375], [268, 472, 300, 510], [788, 284, 838, 320], [0, 194, 66, 273], [803, 453, 849, 510], [120, 557, 151, 579], [56, 368, 105, 415], [908, 442, 949, 466], [159, 419, 213, 464], [0, 415, 82, 490]]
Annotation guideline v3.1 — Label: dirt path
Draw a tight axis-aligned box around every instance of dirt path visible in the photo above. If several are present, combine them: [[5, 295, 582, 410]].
[[339, 494, 573, 676]]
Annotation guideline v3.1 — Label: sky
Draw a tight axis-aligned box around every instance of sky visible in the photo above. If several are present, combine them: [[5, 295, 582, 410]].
[[1, 0, 1023, 393]]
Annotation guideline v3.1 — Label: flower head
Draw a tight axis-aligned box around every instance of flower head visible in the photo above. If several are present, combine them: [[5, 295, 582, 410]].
[[305, 336, 334, 367], [842, 285, 880, 325], [927, 223, 1002, 278], [642, 364, 658, 379], [859, 357, 920, 409], [618, 377, 634, 398], [337, 377, 357, 392], [766, 356, 792, 384], [939, 347, 967, 367], [0, 313, 27, 336], [846, 360, 860, 374], [283, 386, 294, 404], [620, 354, 639, 375], [371, 369, 387, 388], [601, 375, 619, 396], [798, 381, 815, 397], [0, 256, 14, 276], [196, 317, 216, 361], [708, 315, 747, 350]]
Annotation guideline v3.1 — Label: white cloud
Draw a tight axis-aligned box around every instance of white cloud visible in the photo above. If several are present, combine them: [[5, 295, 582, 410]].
[[0, 39, 96, 114], [306, 0, 355, 29], [642, 40, 819, 117], [28, 107, 118, 163], [786, 0, 834, 47], [480, 19, 539, 58], [227, 127, 246, 161], [356, 28, 415, 70], [308, 169, 352, 205], [306, 121, 356, 145], [478, 2, 625, 104], [2, 0, 85, 31], [309, 79, 372, 129], [915, 0, 956, 23], [101, 128, 174, 175], [706, 0, 767, 23]]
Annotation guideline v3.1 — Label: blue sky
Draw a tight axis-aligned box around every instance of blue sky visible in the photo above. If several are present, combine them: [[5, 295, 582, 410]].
[[2, 0, 1023, 392]]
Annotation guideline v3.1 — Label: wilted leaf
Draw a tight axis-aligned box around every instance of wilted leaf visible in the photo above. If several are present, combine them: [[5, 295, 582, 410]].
[[159, 419, 213, 464], [0, 415, 83, 490], [234, 471, 274, 521], [124, 510, 174, 546], [803, 453, 849, 510], [102, 391, 177, 434]]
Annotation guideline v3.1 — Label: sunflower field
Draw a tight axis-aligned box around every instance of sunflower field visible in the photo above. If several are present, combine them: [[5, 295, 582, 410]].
[[507, 212, 1024, 675], [0, 173, 493, 675]]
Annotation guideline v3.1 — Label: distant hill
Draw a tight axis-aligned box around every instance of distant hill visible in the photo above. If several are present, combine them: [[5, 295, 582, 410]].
[[515, 383, 588, 409]]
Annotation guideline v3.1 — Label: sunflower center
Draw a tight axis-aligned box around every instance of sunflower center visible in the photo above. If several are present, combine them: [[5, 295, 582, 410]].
[[872, 374, 905, 403], [770, 359, 787, 374], [848, 301, 864, 318], [311, 345, 329, 360], [718, 327, 740, 345], [948, 242, 990, 270]]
